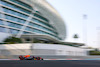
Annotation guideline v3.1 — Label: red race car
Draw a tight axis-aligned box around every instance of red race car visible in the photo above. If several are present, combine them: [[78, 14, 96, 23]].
[[19, 55, 43, 60]]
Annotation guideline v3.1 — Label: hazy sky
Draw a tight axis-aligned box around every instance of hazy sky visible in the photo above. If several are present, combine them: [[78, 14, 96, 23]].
[[47, 0, 100, 48]]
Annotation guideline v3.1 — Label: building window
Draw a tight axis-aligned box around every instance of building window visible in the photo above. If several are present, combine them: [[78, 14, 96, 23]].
[[7, 21, 22, 29], [5, 14, 25, 24], [28, 22, 34, 27], [34, 13, 49, 22], [36, 11, 41, 14], [0, 0, 31, 14], [0, 13, 2, 18], [0, 20, 4, 25], [9, 0, 33, 10], [3, 7, 28, 20], [9, 29, 19, 34], [0, 27, 6, 32], [25, 27, 34, 32], [23, 32, 31, 34]]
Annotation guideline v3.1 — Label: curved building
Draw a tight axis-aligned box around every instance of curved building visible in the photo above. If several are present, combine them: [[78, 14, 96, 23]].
[[0, 0, 66, 42]]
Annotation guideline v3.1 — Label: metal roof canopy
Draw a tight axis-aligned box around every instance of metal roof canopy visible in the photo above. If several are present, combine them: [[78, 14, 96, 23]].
[[61, 42, 85, 46], [20, 34, 60, 43], [20, 34, 84, 46]]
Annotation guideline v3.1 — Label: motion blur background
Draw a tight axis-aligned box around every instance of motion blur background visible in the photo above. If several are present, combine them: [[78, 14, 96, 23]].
[[0, 0, 100, 59]]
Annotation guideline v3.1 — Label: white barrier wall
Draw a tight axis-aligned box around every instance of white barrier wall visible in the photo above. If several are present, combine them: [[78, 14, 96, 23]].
[[33, 43, 87, 56], [0, 43, 87, 56]]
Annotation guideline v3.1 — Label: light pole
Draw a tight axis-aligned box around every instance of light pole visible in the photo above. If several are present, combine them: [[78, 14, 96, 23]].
[[96, 27, 100, 49], [83, 14, 88, 46]]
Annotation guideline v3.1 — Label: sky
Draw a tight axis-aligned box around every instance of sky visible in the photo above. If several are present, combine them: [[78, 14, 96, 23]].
[[47, 0, 100, 48]]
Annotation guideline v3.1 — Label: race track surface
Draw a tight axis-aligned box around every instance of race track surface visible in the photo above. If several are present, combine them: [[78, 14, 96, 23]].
[[0, 60, 100, 67]]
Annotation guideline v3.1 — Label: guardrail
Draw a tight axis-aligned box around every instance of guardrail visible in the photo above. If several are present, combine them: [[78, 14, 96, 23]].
[[0, 55, 100, 59]]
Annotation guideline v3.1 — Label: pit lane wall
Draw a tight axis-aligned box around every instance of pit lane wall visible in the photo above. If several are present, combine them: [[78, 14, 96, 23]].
[[0, 43, 88, 56]]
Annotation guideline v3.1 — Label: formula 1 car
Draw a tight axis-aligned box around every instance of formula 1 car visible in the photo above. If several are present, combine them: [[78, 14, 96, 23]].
[[19, 55, 43, 60]]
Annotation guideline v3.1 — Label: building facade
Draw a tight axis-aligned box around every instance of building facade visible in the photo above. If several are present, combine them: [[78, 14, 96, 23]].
[[0, 0, 87, 56], [0, 0, 66, 42]]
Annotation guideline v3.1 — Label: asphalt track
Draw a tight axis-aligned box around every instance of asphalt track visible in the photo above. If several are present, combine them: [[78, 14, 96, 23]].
[[0, 60, 100, 67]]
